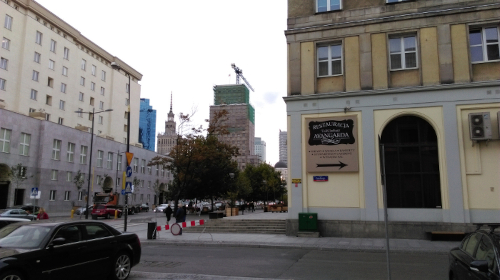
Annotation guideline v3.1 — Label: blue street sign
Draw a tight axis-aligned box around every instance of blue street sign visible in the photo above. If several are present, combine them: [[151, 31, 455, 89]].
[[121, 189, 126, 195], [31, 187, 38, 196], [124, 182, 133, 194], [126, 166, 133, 178]]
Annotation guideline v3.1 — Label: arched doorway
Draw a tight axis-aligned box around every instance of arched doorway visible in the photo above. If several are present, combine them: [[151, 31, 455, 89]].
[[381, 116, 442, 208]]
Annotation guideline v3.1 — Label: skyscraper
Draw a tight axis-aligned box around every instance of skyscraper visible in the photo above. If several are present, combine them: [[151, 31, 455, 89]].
[[279, 130, 287, 165], [255, 137, 266, 163], [139, 99, 157, 151], [157, 93, 177, 156]]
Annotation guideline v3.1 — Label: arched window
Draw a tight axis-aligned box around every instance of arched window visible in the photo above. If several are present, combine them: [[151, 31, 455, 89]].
[[381, 116, 442, 208]]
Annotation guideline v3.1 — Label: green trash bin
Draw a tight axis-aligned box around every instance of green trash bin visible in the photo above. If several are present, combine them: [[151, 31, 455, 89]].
[[299, 213, 317, 231]]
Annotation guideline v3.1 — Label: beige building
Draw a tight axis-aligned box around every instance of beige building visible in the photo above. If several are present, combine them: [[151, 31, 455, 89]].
[[157, 93, 177, 156], [0, 0, 142, 144], [285, 0, 500, 238]]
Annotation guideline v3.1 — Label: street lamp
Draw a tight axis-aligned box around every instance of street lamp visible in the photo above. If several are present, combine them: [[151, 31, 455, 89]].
[[74, 108, 113, 219], [111, 61, 131, 231], [229, 173, 234, 217]]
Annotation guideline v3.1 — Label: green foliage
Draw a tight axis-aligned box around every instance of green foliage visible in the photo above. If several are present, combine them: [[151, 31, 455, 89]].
[[9, 163, 32, 188], [73, 170, 85, 191]]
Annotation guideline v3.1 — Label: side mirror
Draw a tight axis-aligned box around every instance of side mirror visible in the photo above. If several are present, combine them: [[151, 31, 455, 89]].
[[470, 260, 489, 273], [49, 237, 66, 247]]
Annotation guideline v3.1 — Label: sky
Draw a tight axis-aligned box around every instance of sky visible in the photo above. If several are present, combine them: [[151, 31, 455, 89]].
[[35, 0, 288, 166]]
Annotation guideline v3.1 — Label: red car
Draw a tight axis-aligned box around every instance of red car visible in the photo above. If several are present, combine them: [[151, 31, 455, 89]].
[[91, 205, 122, 219]]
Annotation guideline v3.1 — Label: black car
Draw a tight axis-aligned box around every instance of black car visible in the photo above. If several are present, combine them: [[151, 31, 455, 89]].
[[138, 204, 149, 212], [0, 217, 31, 229], [449, 224, 500, 280], [0, 220, 141, 280]]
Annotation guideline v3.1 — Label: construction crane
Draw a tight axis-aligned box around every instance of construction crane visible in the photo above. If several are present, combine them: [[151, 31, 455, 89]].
[[231, 63, 254, 92]]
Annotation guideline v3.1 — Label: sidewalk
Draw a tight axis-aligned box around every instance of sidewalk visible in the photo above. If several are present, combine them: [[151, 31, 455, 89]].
[[139, 210, 460, 254]]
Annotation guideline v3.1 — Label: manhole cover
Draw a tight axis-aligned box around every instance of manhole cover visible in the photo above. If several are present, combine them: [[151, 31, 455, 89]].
[[139, 261, 183, 268]]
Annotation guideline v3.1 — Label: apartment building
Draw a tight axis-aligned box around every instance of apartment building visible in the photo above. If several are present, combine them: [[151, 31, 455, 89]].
[[254, 137, 266, 163], [285, 0, 500, 238]]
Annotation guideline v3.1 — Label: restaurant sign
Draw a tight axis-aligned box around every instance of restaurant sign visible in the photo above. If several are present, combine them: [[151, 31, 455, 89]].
[[306, 116, 359, 172]]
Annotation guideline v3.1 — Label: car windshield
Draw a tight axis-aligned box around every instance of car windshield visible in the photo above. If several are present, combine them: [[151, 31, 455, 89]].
[[0, 225, 52, 248], [0, 209, 8, 214]]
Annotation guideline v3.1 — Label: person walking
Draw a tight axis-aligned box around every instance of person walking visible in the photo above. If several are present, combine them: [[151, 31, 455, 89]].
[[164, 205, 173, 224], [250, 201, 255, 212], [174, 203, 186, 235], [37, 207, 49, 220]]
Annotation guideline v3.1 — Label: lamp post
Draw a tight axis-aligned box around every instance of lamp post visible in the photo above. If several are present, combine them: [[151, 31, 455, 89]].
[[229, 173, 234, 217], [111, 62, 131, 232], [74, 108, 113, 219]]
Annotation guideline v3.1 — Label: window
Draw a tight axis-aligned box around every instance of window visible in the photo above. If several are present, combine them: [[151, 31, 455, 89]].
[[141, 159, 145, 174], [30, 89, 37, 100], [80, 145, 88, 164], [4, 15, 12, 30], [107, 152, 113, 169], [46, 95, 52, 106], [49, 59, 54, 70], [125, 98, 130, 106], [96, 175, 101, 185], [101, 70, 106, 81], [0, 78, 5, 90], [58, 117, 63, 125], [81, 59, 86, 70], [389, 35, 417, 70], [124, 125, 127, 132], [317, 43, 343, 76], [470, 27, 500, 63], [98, 115, 103, 124], [133, 158, 138, 172], [124, 112, 128, 119], [316, 0, 341, 12], [80, 76, 85, 86], [100, 87, 105, 96], [0, 57, 7, 69], [99, 101, 104, 110], [97, 150, 103, 167], [148, 166, 151, 175], [0, 128, 11, 153], [59, 100, 65, 110], [67, 142, 75, 162], [91, 65, 96, 76], [48, 77, 53, 87], [19, 133, 30, 156], [2, 37, 10, 50], [78, 191, 82, 201], [140, 194, 143, 201], [464, 233, 481, 256], [63, 47, 69, 59], [77, 108, 83, 117], [35, 31, 42, 45], [34, 52, 40, 63], [126, 83, 130, 93], [476, 235, 497, 272], [156, 165, 159, 176], [90, 97, 94, 106], [49, 190, 56, 200], [45, 114, 50, 121], [62, 66, 68, 76], [66, 172, 72, 182], [51, 169, 58, 180], [117, 155, 122, 171], [32, 70, 39, 81], [91, 82, 95, 91], [60, 83, 66, 93], [79, 92, 84, 101], [64, 191, 70, 201], [52, 139, 61, 160], [50, 39, 56, 52], [29, 108, 36, 113]]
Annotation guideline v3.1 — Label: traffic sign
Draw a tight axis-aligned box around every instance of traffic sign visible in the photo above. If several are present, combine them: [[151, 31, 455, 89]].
[[126, 152, 134, 166], [126, 166, 132, 178], [31, 187, 38, 196], [124, 182, 133, 194], [121, 189, 126, 195]]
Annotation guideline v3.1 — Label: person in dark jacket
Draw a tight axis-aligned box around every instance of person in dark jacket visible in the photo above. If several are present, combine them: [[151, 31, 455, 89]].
[[175, 203, 186, 223], [163, 205, 173, 224]]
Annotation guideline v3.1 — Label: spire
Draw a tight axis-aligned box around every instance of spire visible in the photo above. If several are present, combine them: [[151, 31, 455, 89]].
[[169, 91, 173, 113]]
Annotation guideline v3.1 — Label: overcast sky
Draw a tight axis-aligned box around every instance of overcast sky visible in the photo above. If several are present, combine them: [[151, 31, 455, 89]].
[[35, 0, 288, 166]]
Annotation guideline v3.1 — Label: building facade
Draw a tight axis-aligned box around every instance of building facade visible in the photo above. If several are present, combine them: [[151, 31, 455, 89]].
[[157, 93, 177, 156], [285, 0, 500, 238], [254, 137, 266, 163], [0, 109, 170, 211], [279, 130, 287, 165], [139, 98, 156, 152], [0, 0, 142, 145]]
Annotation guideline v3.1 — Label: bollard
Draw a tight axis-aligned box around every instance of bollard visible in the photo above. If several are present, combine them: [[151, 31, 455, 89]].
[[71, 209, 74, 219], [115, 210, 118, 219]]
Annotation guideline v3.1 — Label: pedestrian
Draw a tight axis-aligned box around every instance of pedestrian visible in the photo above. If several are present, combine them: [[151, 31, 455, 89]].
[[37, 207, 49, 220], [175, 203, 186, 223], [250, 201, 255, 212], [164, 205, 173, 224]]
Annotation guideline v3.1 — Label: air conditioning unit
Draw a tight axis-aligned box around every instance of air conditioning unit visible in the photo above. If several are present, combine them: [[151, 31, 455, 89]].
[[468, 112, 492, 140]]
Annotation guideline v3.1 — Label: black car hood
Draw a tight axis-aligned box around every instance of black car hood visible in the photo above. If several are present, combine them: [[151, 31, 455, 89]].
[[0, 247, 35, 259]]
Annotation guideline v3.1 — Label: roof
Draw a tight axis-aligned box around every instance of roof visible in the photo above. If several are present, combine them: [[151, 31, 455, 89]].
[[274, 161, 287, 168]]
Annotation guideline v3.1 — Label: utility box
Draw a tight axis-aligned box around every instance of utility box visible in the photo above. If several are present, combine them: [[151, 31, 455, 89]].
[[299, 213, 318, 231]]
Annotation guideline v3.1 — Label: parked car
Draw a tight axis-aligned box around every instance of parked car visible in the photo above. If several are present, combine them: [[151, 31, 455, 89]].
[[0, 209, 36, 220], [137, 204, 149, 212], [0, 220, 141, 280], [10, 205, 40, 215], [91, 205, 122, 219], [155, 204, 169, 213], [449, 224, 499, 280], [0, 217, 31, 229], [74, 205, 93, 215]]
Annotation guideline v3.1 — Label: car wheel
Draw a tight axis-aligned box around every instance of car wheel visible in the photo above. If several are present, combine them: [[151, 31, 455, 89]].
[[110, 252, 131, 280], [0, 270, 25, 280]]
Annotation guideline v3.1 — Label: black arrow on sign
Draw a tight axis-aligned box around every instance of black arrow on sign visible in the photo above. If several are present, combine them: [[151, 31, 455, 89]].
[[316, 161, 347, 169]]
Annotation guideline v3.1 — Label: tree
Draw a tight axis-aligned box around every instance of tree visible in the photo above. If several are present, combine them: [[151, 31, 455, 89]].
[[73, 170, 86, 205], [152, 179, 161, 205]]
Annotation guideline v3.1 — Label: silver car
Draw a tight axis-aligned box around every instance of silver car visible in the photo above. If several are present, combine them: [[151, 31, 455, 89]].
[[154, 204, 169, 213], [0, 209, 36, 220]]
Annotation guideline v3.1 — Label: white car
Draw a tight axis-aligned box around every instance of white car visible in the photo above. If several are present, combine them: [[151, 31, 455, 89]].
[[154, 204, 169, 213]]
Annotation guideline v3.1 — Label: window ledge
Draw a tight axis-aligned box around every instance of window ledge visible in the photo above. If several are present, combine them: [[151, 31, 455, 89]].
[[390, 67, 419, 72], [318, 74, 344, 78], [471, 60, 500, 65]]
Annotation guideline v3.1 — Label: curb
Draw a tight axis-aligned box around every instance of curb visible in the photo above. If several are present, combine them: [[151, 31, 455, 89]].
[[140, 239, 450, 255]]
